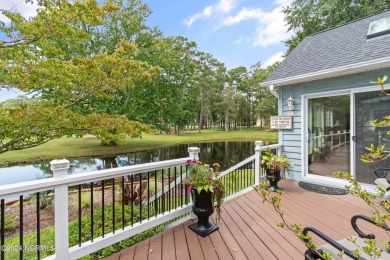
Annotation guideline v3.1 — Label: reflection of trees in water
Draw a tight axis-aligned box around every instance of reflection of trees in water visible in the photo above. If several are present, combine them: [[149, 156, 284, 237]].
[[31, 142, 255, 180], [32, 163, 52, 177]]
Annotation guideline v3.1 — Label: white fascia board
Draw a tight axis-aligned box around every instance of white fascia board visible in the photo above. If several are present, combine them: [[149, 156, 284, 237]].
[[260, 56, 390, 87]]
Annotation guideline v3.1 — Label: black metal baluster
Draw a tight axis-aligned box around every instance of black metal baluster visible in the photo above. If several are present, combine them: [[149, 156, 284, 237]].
[[139, 173, 142, 223], [174, 167, 177, 209], [185, 165, 188, 205], [162, 170, 165, 214], [112, 178, 115, 234], [20, 195, 23, 259], [37, 192, 41, 260], [244, 164, 247, 186], [180, 166, 183, 207], [102, 180, 105, 238], [78, 185, 82, 246], [121, 176, 125, 230], [147, 172, 150, 220], [168, 168, 171, 212], [90, 182, 94, 242], [240, 167, 244, 190], [229, 174, 232, 195], [1, 199, 4, 260], [154, 171, 158, 217], [131, 175, 134, 226], [236, 171, 239, 192]]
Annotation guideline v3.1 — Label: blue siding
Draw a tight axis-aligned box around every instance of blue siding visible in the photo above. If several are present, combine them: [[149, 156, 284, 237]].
[[279, 68, 389, 179]]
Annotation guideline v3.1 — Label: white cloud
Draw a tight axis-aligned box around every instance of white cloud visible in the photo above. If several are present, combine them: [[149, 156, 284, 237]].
[[252, 6, 293, 47], [184, 0, 293, 47], [184, 0, 241, 27], [233, 36, 242, 45], [184, 5, 214, 26], [217, 0, 240, 13], [0, 1, 38, 23], [263, 51, 284, 68], [222, 7, 263, 26]]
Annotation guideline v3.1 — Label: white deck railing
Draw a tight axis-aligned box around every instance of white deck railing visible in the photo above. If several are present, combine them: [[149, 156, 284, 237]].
[[0, 141, 281, 260], [310, 130, 350, 151]]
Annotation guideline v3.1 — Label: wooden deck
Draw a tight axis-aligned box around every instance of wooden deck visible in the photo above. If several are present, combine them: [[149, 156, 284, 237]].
[[107, 180, 388, 260]]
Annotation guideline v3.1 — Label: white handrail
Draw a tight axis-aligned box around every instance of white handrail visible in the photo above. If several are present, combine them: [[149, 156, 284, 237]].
[[1, 141, 283, 260], [0, 157, 191, 200], [218, 154, 256, 178]]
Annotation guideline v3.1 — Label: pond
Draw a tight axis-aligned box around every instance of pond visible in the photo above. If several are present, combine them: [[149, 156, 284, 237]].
[[0, 141, 255, 186]]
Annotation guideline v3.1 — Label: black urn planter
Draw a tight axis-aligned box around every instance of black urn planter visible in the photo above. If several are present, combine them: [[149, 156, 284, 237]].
[[188, 187, 219, 237], [265, 168, 282, 192]]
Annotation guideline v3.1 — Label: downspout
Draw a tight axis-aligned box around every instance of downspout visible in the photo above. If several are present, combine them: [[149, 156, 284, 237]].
[[269, 84, 279, 99]]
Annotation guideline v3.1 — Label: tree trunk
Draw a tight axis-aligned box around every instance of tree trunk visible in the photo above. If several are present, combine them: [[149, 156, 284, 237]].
[[224, 109, 229, 132], [198, 91, 205, 133]]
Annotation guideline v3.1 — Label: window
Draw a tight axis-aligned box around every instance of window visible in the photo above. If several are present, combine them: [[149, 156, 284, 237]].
[[367, 16, 390, 39]]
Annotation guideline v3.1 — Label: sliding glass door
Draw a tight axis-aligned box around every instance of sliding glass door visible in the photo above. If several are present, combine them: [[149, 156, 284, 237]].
[[307, 95, 350, 178], [354, 91, 390, 183]]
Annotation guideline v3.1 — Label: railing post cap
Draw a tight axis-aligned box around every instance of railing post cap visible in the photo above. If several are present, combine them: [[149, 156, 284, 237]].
[[255, 141, 263, 146], [50, 159, 70, 171], [188, 147, 200, 153]]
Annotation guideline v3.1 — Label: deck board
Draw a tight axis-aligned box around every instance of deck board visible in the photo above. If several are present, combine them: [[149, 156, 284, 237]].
[[107, 180, 388, 260]]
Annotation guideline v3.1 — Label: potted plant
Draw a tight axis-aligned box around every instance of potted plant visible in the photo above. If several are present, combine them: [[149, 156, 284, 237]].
[[184, 159, 224, 237], [261, 149, 292, 191]]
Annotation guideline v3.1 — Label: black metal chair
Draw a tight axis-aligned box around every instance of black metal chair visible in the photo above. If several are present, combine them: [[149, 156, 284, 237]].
[[303, 215, 389, 260], [374, 168, 390, 192]]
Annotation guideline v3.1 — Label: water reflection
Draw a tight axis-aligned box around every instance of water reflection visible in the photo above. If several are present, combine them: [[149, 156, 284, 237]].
[[0, 142, 254, 186]]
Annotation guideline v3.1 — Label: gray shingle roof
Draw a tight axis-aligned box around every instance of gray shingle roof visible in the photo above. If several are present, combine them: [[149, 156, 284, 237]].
[[265, 11, 390, 83]]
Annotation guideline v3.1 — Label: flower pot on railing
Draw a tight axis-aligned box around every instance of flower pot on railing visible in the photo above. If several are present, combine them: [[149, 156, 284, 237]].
[[188, 187, 219, 237], [265, 168, 282, 192]]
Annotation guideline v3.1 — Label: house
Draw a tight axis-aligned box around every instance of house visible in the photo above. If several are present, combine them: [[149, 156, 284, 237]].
[[261, 11, 390, 186]]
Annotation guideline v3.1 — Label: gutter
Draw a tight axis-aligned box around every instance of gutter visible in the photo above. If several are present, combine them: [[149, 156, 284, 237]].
[[269, 85, 278, 98], [260, 56, 390, 87]]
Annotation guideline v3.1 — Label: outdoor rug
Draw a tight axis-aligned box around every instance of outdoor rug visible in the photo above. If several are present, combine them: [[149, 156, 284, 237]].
[[298, 181, 348, 195]]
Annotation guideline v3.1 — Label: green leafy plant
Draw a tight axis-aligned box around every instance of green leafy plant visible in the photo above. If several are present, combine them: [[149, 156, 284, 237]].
[[80, 192, 92, 209], [0, 215, 16, 232], [253, 180, 333, 259], [184, 159, 224, 222], [370, 75, 389, 96], [28, 191, 54, 211], [261, 149, 292, 174], [333, 171, 390, 258]]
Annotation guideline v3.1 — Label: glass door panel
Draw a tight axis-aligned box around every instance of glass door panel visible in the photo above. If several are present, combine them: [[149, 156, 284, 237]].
[[354, 91, 390, 183], [308, 95, 350, 177]]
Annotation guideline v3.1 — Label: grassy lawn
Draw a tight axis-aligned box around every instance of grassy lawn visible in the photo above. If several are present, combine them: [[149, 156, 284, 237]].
[[0, 127, 277, 167]]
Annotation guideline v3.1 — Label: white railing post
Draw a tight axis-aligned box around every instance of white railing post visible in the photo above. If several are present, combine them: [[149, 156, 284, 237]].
[[338, 130, 341, 146], [254, 141, 263, 186], [187, 147, 199, 219], [51, 159, 70, 260], [330, 131, 334, 149], [188, 147, 200, 160]]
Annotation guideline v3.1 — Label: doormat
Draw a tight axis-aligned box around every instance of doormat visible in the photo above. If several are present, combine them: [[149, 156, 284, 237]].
[[298, 182, 347, 195]]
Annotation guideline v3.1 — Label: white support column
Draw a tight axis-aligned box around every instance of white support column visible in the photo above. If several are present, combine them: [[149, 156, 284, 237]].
[[51, 159, 70, 260], [188, 147, 200, 160], [254, 141, 263, 186]]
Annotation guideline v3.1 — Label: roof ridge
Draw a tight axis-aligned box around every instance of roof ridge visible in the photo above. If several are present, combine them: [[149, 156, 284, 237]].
[[310, 9, 390, 37]]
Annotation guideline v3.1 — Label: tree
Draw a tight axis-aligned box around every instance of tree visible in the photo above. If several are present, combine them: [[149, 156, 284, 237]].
[[251, 62, 278, 127], [283, 0, 390, 55], [0, 0, 160, 153]]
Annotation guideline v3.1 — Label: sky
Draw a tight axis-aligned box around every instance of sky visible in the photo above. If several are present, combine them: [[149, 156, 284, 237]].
[[0, 0, 293, 101]]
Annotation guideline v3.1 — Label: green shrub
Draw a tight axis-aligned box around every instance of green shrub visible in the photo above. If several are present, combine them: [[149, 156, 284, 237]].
[[0, 215, 16, 232]]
